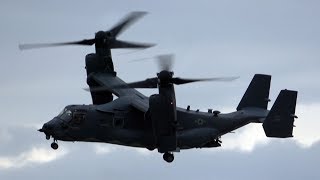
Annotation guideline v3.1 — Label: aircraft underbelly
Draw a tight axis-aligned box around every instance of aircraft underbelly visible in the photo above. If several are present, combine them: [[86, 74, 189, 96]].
[[97, 129, 153, 148], [177, 128, 219, 149]]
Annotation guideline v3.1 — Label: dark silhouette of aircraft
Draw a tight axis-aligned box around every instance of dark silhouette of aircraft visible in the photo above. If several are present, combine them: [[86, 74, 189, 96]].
[[20, 12, 298, 163]]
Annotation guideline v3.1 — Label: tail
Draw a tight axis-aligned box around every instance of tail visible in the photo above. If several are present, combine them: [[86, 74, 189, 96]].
[[263, 90, 298, 138], [237, 74, 271, 110]]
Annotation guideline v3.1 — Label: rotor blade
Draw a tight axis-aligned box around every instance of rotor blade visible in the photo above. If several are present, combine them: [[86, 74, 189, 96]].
[[83, 86, 112, 92], [157, 54, 174, 71], [83, 78, 158, 92], [111, 39, 155, 49], [109, 11, 148, 37], [125, 78, 158, 88], [172, 76, 239, 85], [19, 39, 95, 50]]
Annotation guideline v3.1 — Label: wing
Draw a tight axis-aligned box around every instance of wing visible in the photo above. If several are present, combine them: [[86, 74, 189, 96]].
[[96, 95, 149, 113], [89, 72, 141, 97], [89, 72, 149, 112]]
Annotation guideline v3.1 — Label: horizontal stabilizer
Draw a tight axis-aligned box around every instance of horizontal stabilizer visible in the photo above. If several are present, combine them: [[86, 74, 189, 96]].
[[237, 74, 271, 110], [263, 90, 298, 138]]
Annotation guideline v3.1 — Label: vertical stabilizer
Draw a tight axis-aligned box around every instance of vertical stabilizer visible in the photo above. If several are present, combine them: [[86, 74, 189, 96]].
[[263, 90, 298, 138], [237, 74, 271, 110]]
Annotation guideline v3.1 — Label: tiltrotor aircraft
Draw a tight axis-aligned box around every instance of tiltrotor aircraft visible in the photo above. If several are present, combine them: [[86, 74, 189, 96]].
[[20, 12, 298, 163]]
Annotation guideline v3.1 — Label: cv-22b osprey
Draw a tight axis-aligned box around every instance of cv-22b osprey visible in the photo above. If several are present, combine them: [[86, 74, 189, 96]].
[[20, 12, 298, 163]]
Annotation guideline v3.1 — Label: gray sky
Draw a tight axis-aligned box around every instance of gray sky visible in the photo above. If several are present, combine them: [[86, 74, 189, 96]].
[[0, 0, 319, 179]]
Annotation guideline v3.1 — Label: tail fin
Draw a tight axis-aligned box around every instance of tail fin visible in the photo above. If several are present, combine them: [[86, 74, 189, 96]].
[[237, 74, 271, 111], [263, 90, 298, 138]]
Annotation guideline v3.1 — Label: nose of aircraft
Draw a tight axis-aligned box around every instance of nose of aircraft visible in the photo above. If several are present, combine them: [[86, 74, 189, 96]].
[[39, 123, 53, 131], [38, 118, 63, 139]]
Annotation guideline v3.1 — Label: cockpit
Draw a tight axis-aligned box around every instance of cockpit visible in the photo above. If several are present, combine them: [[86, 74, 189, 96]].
[[58, 108, 73, 121], [57, 106, 87, 126]]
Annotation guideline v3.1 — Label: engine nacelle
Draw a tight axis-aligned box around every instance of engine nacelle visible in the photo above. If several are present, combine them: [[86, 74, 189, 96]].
[[149, 94, 177, 153], [85, 53, 114, 75], [85, 53, 114, 105], [149, 94, 176, 135]]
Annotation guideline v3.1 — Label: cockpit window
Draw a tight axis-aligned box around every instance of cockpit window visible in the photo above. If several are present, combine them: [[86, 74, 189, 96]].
[[59, 109, 72, 121], [58, 109, 66, 116]]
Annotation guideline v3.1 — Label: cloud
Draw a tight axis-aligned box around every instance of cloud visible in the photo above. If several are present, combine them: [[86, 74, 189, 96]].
[[294, 103, 320, 147], [93, 144, 117, 155], [0, 146, 68, 169], [2, 140, 319, 180], [93, 143, 153, 156], [134, 147, 154, 156], [219, 124, 270, 152], [0, 128, 12, 143]]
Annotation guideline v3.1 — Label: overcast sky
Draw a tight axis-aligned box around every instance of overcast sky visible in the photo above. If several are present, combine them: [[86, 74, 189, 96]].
[[0, 0, 319, 179]]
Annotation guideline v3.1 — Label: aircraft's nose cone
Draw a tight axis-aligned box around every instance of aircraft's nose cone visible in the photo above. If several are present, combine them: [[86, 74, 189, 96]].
[[39, 123, 54, 134], [44, 123, 53, 130]]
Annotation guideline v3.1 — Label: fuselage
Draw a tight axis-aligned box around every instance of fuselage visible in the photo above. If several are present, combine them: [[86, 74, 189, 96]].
[[41, 92, 269, 151]]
